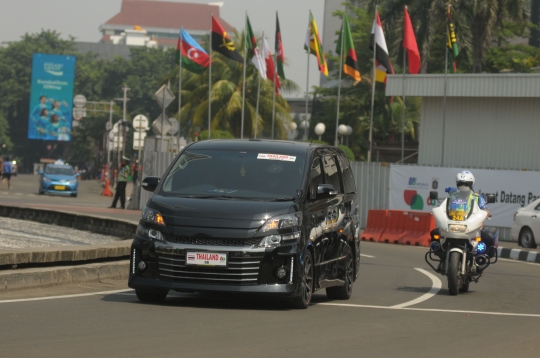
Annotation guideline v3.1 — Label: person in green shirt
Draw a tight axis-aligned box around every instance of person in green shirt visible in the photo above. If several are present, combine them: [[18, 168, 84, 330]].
[[109, 157, 131, 209]]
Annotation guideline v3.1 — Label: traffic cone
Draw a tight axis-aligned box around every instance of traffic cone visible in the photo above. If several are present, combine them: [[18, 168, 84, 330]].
[[101, 178, 113, 197]]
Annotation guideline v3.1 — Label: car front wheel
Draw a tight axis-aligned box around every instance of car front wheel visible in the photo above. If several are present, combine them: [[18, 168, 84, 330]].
[[520, 227, 537, 248], [290, 250, 314, 309], [135, 288, 168, 303]]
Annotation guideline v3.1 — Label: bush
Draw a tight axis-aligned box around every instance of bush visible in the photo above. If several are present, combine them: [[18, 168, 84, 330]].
[[338, 145, 355, 162], [198, 130, 235, 140]]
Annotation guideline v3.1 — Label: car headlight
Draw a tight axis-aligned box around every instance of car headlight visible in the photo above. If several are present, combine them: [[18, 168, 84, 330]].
[[259, 232, 301, 248], [68, 179, 77, 185], [260, 213, 302, 232], [42, 177, 51, 183], [136, 224, 165, 242], [142, 207, 165, 225], [448, 224, 467, 233]]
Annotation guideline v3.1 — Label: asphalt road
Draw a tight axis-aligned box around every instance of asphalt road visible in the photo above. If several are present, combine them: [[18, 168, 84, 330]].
[[1, 241, 539, 357], [0, 174, 141, 222]]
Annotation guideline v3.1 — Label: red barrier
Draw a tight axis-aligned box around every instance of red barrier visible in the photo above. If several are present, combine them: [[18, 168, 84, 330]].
[[398, 212, 435, 247], [378, 210, 408, 244], [361, 210, 388, 242]]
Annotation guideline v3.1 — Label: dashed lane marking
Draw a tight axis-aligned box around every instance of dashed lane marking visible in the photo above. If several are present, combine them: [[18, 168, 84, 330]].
[[360, 254, 375, 258]]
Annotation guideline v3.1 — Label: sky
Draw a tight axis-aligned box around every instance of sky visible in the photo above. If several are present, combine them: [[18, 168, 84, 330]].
[[0, 0, 328, 99]]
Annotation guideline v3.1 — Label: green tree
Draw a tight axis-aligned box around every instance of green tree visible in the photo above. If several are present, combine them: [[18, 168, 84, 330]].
[[0, 112, 13, 151], [167, 30, 299, 140]]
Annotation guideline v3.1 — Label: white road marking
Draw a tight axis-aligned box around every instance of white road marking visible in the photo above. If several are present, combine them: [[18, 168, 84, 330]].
[[360, 254, 375, 258], [390, 268, 442, 308], [317, 303, 540, 318], [0, 289, 132, 304]]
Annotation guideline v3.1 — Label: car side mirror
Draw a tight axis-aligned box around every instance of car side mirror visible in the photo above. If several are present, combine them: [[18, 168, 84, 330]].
[[486, 194, 496, 204], [141, 176, 160, 192], [429, 191, 438, 200], [317, 184, 337, 199]]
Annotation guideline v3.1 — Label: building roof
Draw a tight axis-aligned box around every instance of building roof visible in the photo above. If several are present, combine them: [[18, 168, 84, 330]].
[[102, 0, 234, 33], [386, 73, 540, 98]]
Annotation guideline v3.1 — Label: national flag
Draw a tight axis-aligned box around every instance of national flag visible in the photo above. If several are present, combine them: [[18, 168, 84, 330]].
[[336, 12, 360, 82], [369, 10, 394, 83], [447, 6, 459, 73], [246, 16, 267, 79], [403, 7, 420, 74], [304, 11, 328, 76], [262, 37, 280, 94], [211, 15, 243, 63], [175, 29, 210, 74], [275, 12, 286, 80]]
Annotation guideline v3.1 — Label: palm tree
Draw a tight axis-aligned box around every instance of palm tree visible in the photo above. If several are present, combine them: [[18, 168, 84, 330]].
[[167, 30, 299, 140]]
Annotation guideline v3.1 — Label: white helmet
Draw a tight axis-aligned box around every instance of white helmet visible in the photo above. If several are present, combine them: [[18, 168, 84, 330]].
[[456, 171, 475, 189]]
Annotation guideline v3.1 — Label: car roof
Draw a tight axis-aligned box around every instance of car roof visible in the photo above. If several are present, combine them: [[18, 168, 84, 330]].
[[46, 164, 73, 168], [186, 139, 339, 156]]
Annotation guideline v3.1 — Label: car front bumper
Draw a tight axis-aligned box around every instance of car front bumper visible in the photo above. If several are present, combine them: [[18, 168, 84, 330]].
[[40, 182, 78, 195], [128, 235, 303, 297]]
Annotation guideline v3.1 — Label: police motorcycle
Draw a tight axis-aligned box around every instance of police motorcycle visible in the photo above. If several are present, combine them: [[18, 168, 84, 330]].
[[426, 186, 498, 296]]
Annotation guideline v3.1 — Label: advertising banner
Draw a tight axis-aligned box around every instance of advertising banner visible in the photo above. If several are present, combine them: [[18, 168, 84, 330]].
[[389, 165, 540, 228], [27, 54, 76, 141]]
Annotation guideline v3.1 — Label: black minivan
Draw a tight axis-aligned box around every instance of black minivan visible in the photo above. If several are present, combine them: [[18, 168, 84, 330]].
[[129, 139, 360, 308]]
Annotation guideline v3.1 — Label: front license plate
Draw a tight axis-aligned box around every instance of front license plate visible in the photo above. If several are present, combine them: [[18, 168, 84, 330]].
[[54, 185, 65, 190], [186, 252, 227, 267]]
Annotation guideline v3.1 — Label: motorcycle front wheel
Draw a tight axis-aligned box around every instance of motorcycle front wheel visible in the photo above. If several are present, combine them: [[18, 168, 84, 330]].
[[448, 252, 462, 296]]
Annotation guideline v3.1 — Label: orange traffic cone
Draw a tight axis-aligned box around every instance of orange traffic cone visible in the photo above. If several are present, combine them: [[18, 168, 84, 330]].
[[101, 178, 113, 197]]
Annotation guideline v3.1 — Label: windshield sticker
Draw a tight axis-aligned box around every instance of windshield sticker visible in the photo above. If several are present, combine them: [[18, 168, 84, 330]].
[[257, 153, 296, 162], [205, 189, 238, 194]]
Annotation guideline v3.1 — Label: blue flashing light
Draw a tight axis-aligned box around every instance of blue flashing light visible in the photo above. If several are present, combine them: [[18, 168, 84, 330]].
[[430, 241, 441, 252], [477, 242, 487, 253]]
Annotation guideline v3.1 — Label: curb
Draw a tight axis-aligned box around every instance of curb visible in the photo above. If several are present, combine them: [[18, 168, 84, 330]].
[[0, 240, 132, 266], [497, 247, 540, 264], [0, 260, 129, 293]]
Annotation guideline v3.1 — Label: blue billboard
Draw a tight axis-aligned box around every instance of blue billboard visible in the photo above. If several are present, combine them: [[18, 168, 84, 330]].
[[28, 54, 76, 141]]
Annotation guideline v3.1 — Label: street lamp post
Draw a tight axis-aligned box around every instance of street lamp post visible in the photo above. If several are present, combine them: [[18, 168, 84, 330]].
[[314, 123, 326, 141]]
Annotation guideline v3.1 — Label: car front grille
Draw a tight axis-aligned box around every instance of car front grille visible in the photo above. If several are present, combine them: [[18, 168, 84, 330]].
[[163, 235, 261, 247], [157, 250, 263, 286]]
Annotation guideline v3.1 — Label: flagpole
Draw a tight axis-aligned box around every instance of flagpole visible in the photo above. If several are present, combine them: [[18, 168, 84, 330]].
[[271, 52, 276, 140], [335, 12, 345, 147], [178, 26, 183, 152], [254, 31, 263, 139], [401, 7, 406, 164], [241, 11, 247, 139], [368, 6, 378, 164], [441, 5, 450, 166], [208, 12, 213, 140], [304, 12, 311, 142]]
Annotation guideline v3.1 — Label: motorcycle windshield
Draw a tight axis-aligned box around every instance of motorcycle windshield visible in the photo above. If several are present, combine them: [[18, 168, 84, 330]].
[[447, 193, 473, 221]]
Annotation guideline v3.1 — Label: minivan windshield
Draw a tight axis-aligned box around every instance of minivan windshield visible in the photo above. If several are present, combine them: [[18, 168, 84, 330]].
[[45, 165, 75, 176], [161, 149, 306, 200]]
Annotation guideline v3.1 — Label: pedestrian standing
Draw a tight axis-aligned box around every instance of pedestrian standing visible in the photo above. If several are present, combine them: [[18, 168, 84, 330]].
[[109, 157, 130, 209], [132, 160, 139, 184], [2, 156, 13, 190]]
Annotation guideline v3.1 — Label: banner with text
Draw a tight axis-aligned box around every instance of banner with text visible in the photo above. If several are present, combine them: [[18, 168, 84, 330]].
[[389, 165, 540, 228], [27, 54, 76, 141]]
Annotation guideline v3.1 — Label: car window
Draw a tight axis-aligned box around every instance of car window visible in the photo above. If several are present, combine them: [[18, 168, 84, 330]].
[[535, 203, 540, 211], [322, 155, 342, 194], [45, 165, 75, 175], [309, 157, 324, 199], [160, 149, 305, 200], [337, 154, 356, 194]]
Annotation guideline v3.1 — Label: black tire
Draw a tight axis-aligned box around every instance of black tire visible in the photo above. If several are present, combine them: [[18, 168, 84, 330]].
[[135, 288, 168, 303], [38, 190, 44, 195], [290, 250, 314, 309], [71, 193, 77, 198], [326, 246, 354, 300], [447, 252, 462, 296], [519, 228, 537, 249], [459, 280, 470, 293]]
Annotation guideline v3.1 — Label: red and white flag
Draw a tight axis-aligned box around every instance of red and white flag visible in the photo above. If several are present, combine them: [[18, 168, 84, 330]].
[[262, 37, 280, 94]]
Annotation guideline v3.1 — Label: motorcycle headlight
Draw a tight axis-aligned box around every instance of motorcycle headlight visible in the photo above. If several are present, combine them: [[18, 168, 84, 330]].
[[258, 232, 301, 248], [260, 213, 302, 232], [448, 224, 467, 233], [142, 207, 165, 226], [136, 224, 165, 242]]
